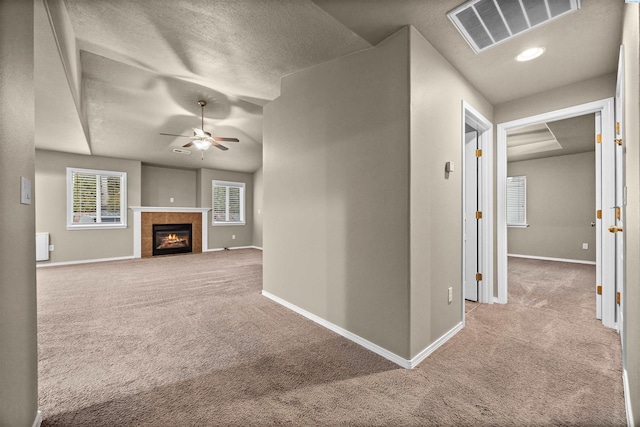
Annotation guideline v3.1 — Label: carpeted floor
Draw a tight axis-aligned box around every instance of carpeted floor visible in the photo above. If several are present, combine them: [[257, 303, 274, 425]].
[[37, 250, 626, 426]]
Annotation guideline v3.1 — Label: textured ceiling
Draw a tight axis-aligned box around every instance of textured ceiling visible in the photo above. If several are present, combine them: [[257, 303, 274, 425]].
[[35, 0, 624, 172], [313, 0, 624, 104], [63, 0, 371, 101]]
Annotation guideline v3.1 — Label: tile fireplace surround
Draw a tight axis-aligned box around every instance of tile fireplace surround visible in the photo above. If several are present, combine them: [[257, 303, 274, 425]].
[[130, 207, 211, 258]]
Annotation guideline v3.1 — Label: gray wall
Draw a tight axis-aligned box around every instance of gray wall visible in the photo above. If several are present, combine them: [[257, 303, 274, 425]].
[[507, 152, 596, 262], [0, 1, 38, 425], [264, 27, 412, 357], [253, 167, 263, 248], [35, 156, 260, 262], [622, 3, 640, 424], [495, 73, 616, 124], [196, 168, 253, 250], [141, 164, 196, 207], [264, 26, 492, 360], [408, 27, 493, 356], [35, 150, 142, 263]]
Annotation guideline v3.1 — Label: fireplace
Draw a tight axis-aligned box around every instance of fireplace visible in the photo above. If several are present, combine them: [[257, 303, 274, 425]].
[[152, 224, 193, 256]]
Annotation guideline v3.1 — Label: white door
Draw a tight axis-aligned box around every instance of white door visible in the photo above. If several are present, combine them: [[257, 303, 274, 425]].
[[595, 101, 621, 328], [464, 126, 479, 302], [595, 111, 603, 320], [601, 100, 617, 329], [599, 47, 625, 330], [613, 45, 625, 333]]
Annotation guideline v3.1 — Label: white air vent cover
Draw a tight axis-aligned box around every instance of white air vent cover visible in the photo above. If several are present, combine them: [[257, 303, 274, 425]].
[[448, 0, 581, 53], [173, 148, 191, 155]]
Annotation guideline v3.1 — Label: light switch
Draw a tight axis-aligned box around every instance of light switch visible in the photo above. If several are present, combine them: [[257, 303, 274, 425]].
[[20, 177, 31, 205], [445, 161, 454, 172]]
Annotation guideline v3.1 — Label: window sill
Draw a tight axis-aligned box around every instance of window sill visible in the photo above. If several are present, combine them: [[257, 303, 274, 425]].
[[212, 222, 246, 227], [67, 224, 127, 230], [507, 224, 529, 228]]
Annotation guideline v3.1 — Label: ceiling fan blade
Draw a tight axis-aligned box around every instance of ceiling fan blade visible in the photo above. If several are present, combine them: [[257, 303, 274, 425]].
[[182, 141, 194, 148], [212, 142, 229, 151], [160, 132, 192, 138], [213, 137, 240, 142]]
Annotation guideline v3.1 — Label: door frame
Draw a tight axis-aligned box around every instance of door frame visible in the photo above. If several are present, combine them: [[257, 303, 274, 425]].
[[614, 45, 625, 340], [496, 98, 615, 323], [462, 101, 493, 313]]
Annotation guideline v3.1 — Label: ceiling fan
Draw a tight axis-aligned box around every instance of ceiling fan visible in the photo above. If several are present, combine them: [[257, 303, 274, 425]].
[[160, 100, 239, 159]]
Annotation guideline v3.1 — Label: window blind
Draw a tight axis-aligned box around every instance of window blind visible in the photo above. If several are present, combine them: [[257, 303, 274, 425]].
[[212, 180, 245, 224], [68, 168, 126, 228], [506, 175, 527, 226]]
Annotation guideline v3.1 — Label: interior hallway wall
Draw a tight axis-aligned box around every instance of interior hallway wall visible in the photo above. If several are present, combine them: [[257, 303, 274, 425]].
[[0, 0, 39, 425], [264, 26, 492, 361], [408, 27, 492, 356], [264, 28, 412, 358]]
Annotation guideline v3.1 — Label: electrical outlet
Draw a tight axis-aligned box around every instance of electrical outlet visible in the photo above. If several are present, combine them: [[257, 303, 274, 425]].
[[232, 235, 236, 240], [448, 287, 453, 304], [48, 245, 54, 251], [582, 243, 589, 250], [170, 197, 174, 203]]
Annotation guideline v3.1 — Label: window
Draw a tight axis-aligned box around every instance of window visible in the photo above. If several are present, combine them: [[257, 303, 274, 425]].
[[67, 168, 127, 229], [212, 180, 245, 225], [506, 175, 527, 227]]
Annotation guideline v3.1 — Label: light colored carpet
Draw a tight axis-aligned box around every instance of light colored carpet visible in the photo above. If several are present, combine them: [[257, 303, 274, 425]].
[[37, 250, 626, 426]]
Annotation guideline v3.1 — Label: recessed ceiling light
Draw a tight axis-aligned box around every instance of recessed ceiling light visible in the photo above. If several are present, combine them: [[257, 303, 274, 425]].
[[516, 47, 546, 62]]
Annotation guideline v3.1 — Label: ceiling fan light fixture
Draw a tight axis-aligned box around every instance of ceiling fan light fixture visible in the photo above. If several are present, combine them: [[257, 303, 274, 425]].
[[160, 100, 238, 155], [516, 47, 546, 62], [192, 140, 212, 151]]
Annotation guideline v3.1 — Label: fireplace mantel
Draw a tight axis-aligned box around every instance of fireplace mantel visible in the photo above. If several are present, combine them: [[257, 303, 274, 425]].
[[130, 207, 211, 258]]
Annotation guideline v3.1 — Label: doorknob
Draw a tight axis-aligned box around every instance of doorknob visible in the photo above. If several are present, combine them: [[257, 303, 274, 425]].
[[608, 226, 624, 233]]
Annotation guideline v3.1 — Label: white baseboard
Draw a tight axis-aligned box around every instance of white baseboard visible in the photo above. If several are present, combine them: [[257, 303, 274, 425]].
[[261, 290, 462, 369], [623, 367, 634, 427], [409, 322, 463, 368], [36, 256, 135, 268], [205, 246, 258, 252], [32, 410, 42, 427], [251, 246, 263, 251], [508, 254, 596, 265], [37, 247, 261, 267]]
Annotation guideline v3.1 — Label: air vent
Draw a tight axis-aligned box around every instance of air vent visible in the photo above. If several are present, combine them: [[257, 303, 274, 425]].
[[448, 0, 581, 53], [173, 148, 191, 155]]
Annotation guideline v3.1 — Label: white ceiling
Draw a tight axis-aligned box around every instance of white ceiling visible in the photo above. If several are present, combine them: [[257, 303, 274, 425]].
[[35, 0, 624, 172]]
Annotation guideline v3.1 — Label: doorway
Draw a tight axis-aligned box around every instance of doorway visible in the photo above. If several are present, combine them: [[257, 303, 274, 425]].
[[464, 125, 480, 302], [496, 97, 620, 330], [462, 101, 492, 312]]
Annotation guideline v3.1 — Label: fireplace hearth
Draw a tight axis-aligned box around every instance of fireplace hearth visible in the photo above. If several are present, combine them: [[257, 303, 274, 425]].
[[152, 224, 193, 256]]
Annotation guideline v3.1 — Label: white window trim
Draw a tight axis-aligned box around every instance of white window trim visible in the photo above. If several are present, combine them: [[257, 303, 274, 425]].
[[66, 167, 127, 230], [212, 180, 246, 226], [506, 175, 528, 228]]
